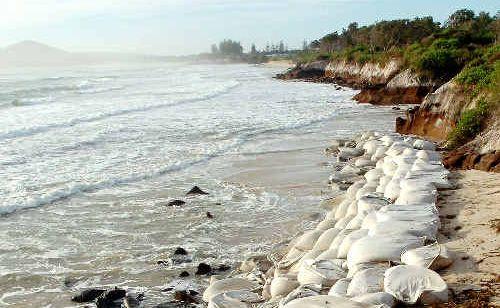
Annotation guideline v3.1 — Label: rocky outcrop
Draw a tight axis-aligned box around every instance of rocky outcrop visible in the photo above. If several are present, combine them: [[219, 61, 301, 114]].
[[278, 60, 436, 105]]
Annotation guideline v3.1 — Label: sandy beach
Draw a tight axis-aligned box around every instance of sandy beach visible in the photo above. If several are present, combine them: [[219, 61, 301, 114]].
[[437, 170, 500, 306]]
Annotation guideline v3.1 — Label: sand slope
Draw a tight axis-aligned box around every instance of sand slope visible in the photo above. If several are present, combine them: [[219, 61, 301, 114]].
[[438, 170, 500, 306]]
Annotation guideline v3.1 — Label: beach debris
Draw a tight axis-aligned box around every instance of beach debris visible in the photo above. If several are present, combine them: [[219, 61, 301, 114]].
[[195, 262, 212, 275], [95, 287, 127, 308], [206, 211, 214, 218], [186, 186, 209, 196], [166, 200, 186, 206], [71, 288, 106, 302]]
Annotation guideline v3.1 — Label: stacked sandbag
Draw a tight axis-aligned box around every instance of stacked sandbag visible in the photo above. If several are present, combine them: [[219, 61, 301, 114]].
[[202, 132, 453, 307]]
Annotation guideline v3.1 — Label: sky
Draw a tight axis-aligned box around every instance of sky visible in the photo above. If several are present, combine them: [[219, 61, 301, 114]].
[[1, 0, 498, 56]]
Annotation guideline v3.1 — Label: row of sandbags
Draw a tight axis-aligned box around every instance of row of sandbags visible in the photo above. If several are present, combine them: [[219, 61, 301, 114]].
[[202, 132, 453, 308]]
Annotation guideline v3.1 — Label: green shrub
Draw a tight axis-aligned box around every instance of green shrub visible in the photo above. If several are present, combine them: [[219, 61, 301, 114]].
[[448, 99, 490, 148]]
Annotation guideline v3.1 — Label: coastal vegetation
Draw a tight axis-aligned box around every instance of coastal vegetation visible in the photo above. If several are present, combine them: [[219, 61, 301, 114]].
[[294, 9, 499, 149]]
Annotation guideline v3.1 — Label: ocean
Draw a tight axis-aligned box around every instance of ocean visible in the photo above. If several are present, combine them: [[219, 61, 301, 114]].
[[0, 62, 398, 306]]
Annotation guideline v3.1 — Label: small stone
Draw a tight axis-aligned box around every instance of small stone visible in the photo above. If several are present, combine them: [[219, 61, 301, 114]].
[[454, 226, 462, 231], [186, 186, 209, 196], [206, 211, 214, 219], [179, 271, 190, 277], [166, 200, 186, 207], [174, 290, 199, 304], [71, 289, 106, 302], [157, 260, 168, 266], [446, 214, 457, 219], [174, 247, 188, 255], [217, 264, 231, 272], [96, 288, 126, 308], [195, 263, 212, 275]]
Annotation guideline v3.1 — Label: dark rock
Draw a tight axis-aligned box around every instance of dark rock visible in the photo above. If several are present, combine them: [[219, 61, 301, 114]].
[[186, 186, 209, 196], [179, 271, 190, 277], [153, 302, 196, 308], [335, 86, 342, 90], [392, 106, 401, 110], [215, 202, 222, 205], [174, 290, 200, 304], [217, 264, 231, 272], [71, 289, 106, 303], [174, 247, 188, 255], [96, 288, 126, 308], [123, 292, 144, 308], [161, 287, 174, 292], [206, 211, 214, 219], [195, 263, 212, 275], [157, 260, 168, 266], [166, 200, 186, 207]]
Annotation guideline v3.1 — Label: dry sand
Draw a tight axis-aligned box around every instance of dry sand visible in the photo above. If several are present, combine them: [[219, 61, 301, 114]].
[[437, 170, 500, 306]]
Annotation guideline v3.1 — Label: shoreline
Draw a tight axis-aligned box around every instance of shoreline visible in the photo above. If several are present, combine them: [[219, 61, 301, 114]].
[[196, 131, 499, 307]]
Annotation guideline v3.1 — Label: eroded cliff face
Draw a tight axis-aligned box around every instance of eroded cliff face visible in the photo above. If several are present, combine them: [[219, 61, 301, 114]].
[[277, 59, 436, 105], [396, 80, 499, 172]]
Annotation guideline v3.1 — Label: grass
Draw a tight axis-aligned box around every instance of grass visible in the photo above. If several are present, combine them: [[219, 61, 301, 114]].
[[447, 99, 490, 148]]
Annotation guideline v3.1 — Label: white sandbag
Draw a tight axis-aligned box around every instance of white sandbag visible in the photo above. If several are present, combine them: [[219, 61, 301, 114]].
[[371, 146, 388, 162], [383, 179, 401, 200], [328, 278, 352, 297], [400, 178, 436, 192], [294, 230, 323, 250], [393, 156, 416, 167], [346, 201, 358, 217], [347, 267, 386, 297], [297, 259, 346, 287], [338, 147, 364, 160], [352, 292, 395, 307], [382, 158, 397, 176], [346, 180, 366, 199], [283, 295, 370, 308], [364, 168, 384, 182], [360, 212, 377, 230], [335, 200, 353, 220], [401, 243, 453, 270], [347, 235, 425, 268], [203, 278, 260, 301], [312, 228, 341, 251], [278, 247, 306, 269], [316, 248, 339, 261], [298, 249, 325, 268], [362, 140, 381, 155], [375, 159, 384, 170], [376, 210, 439, 225], [401, 148, 417, 157], [330, 229, 355, 249], [412, 160, 444, 172], [413, 139, 436, 150], [355, 157, 375, 168], [270, 275, 300, 298], [355, 184, 377, 200], [325, 209, 337, 220], [335, 215, 355, 229], [384, 265, 448, 305], [406, 170, 452, 190], [316, 219, 338, 231], [380, 135, 396, 147], [337, 229, 369, 259], [357, 194, 389, 213], [208, 290, 261, 308], [396, 190, 437, 205], [347, 262, 390, 279], [416, 150, 441, 162], [341, 164, 363, 175], [344, 213, 367, 230], [279, 284, 321, 307], [368, 220, 438, 240]]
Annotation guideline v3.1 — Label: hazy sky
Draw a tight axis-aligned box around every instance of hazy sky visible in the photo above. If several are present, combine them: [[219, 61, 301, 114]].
[[1, 0, 498, 55]]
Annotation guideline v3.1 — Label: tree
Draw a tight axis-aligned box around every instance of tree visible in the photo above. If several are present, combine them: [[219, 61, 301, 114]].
[[446, 9, 475, 28], [218, 39, 243, 55], [279, 40, 285, 53], [250, 43, 257, 54], [302, 40, 309, 51], [211, 44, 218, 54]]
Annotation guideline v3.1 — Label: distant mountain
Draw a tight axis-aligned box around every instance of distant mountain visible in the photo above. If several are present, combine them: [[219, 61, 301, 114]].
[[0, 41, 173, 68]]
